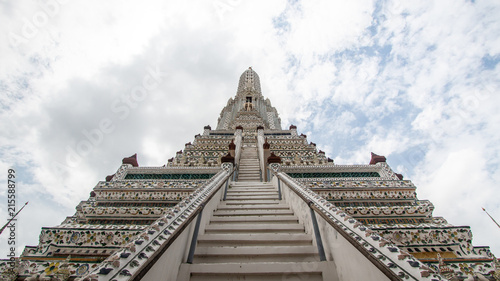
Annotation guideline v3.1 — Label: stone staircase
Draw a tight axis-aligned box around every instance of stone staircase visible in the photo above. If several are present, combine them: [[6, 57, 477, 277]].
[[237, 147, 261, 182], [177, 155, 336, 280]]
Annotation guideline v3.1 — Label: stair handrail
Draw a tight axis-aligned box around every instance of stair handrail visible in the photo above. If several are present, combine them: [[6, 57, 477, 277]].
[[234, 128, 243, 168], [268, 163, 448, 281], [256, 128, 265, 181], [77, 163, 234, 281], [233, 129, 242, 181]]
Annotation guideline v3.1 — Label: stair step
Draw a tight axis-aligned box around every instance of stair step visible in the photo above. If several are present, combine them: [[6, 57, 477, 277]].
[[225, 195, 278, 200], [226, 191, 277, 196], [231, 181, 273, 184], [228, 188, 277, 191], [235, 180, 261, 182], [180, 262, 325, 281], [230, 184, 273, 187], [197, 233, 313, 246], [229, 184, 273, 187], [204, 223, 304, 233], [229, 187, 273, 190], [210, 215, 298, 224], [216, 204, 288, 210], [227, 190, 275, 194], [231, 182, 272, 184], [194, 246, 317, 256], [226, 191, 275, 195], [227, 189, 275, 193], [193, 246, 319, 263], [213, 209, 293, 216], [227, 189, 278, 196], [226, 192, 277, 196], [222, 200, 281, 205]]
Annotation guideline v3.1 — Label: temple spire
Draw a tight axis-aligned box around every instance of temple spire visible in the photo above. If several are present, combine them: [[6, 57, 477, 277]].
[[216, 67, 281, 130], [237, 67, 262, 95]]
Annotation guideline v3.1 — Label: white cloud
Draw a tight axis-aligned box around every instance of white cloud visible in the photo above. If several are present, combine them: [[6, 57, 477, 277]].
[[284, 0, 375, 63]]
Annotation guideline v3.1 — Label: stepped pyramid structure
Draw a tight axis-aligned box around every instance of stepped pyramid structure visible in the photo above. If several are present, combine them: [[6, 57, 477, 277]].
[[1, 68, 498, 280]]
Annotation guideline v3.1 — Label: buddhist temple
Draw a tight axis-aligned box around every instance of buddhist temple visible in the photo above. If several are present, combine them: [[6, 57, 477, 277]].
[[1, 68, 498, 281]]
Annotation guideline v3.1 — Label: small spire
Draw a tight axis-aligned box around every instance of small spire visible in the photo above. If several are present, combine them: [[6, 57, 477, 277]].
[[483, 208, 500, 229], [0, 202, 29, 235]]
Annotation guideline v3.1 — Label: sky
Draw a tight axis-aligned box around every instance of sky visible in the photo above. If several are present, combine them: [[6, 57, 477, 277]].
[[0, 0, 499, 259]]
